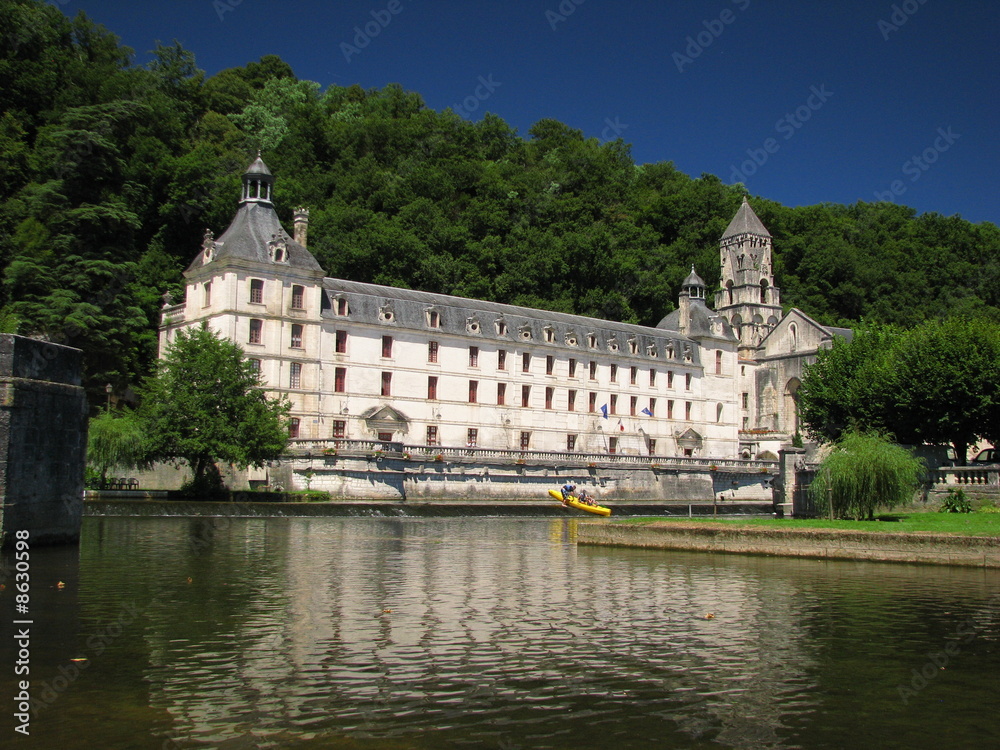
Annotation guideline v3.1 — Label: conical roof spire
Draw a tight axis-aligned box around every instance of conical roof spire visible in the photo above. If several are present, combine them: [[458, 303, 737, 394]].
[[721, 196, 771, 240]]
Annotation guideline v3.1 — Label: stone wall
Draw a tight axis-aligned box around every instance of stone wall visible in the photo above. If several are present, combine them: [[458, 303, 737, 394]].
[[0, 335, 87, 546], [577, 522, 1000, 568]]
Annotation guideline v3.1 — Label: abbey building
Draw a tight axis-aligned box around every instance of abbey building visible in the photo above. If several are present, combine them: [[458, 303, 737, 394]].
[[160, 158, 848, 462]]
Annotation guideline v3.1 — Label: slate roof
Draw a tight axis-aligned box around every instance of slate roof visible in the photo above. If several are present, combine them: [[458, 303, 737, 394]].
[[721, 197, 771, 240], [186, 202, 323, 273], [656, 301, 735, 340], [322, 278, 703, 365]]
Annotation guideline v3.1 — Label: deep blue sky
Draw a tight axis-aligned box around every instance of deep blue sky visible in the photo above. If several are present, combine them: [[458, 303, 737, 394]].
[[62, 0, 999, 225]]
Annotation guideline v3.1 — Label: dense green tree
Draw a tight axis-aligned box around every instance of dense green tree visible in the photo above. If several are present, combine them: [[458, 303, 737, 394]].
[[86, 408, 151, 487], [138, 325, 290, 493], [799, 319, 1000, 462]]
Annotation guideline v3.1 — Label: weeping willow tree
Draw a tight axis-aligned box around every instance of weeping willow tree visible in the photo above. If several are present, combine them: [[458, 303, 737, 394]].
[[811, 432, 925, 520], [87, 409, 152, 487]]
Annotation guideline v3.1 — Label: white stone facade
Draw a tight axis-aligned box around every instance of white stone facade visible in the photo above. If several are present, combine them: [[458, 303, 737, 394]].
[[160, 159, 845, 463]]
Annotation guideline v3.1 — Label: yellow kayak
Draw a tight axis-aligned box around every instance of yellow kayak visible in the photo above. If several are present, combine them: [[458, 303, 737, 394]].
[[548, 489, 611, 516]]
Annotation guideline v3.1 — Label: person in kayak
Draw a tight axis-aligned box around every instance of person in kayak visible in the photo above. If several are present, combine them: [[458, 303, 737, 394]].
[[577, 488, 595, 506], [560, 483, 576, 504]]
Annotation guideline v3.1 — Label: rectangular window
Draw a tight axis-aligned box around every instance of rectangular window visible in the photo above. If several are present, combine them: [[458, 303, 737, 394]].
[[248, 358, 261, 375], [522, 352, 531, 373], [521, 385, 531, 408], [203, 282, 211, 307], [333, 420, 346, 439], [497, 382, 506, 406], [288, 417, 300, 438], [685, 401, 692, 420], [469, 380, 478, 403], [568, 389, 577, 412], [667, 371, 674, 389], [648, 438, 656, 455], [610, 364, 618, 383], [291, 285, 304, 309], [567, 434, 577, 451], [428, 341, 439, 363], [545, 386, 554, 409], [610, 394, 618, 415], [290, 324, 303, 349], [378, 431, 393, 442], [337, 297, 348, 316], [546, 355, 554, 375], [609, 436, 618, 454], [467, 428, 478, 447], [428, 310, 440, 328], [426, 426, 438, 446], [630, 366, 637, 385], [589, 361, 597, 380], [630, 395, 637, 416], [289, 362, 302, 389], [469, 346, 479, 367], [249, 319, 262, 345], [667, 400, 674, 419], [742, 392, 749, 409], [498, 349, 507, 370], [520, 431, 531, 450], [428, 376, 438, 400], [334, 367, 346, 392], [685, 373, 692, 391], [589, 392, 597, 413], [250, 279, 264, 304], [335, 330, 347, 354], [649, 369, 656, 387], [649, 397, 656, 417], [716, 350, 723, 375], [743, 416, 750, 430], [381, 371, 391, 397], [382, 336, 393, 358], [569, 358, 577, 378]]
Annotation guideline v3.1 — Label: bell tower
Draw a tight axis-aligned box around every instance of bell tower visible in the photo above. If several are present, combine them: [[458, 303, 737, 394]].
[[715, 197, 783, 357]]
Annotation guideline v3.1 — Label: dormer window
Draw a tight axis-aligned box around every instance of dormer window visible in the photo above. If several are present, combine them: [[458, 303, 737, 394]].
[[519, 324, 532, 341], [647, 344, 658, 358], [608, 337, 619, 353], [379, 303, 395, 322], [467, 316, 481, 334], [544, 326, 555, 343], [336, 297, 349, 316], [566, 332, 578, 347], [628, 337, 638, 355], [587, 333, 597, 349], [268, 235, 288, 263], [495, 318, 507, 336], [426, 308, 441, 328]]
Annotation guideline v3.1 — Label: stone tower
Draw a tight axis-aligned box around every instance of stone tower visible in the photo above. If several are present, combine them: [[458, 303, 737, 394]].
[[714, 197, 783, 357]]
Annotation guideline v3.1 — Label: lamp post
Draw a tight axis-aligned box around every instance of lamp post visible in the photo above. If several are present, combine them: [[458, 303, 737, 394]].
[[105, 383, 112, 411]]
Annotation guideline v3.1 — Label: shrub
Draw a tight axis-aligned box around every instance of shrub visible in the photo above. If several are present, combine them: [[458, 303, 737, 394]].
[[810, 431, 924, 520], [940, 488, 973, 513]]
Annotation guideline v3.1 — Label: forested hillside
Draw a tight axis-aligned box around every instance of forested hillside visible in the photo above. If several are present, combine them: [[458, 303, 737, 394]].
[[2, 0, 998, 404]]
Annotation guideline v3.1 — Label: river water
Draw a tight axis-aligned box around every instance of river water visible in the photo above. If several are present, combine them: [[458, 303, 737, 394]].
[[2, 516, 999, 749]]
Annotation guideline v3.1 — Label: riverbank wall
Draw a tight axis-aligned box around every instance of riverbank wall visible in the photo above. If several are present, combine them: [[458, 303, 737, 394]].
[[576, 521, 1000, 568]]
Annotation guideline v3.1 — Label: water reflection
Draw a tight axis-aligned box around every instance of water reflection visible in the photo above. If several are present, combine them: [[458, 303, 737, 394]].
[[3, 517, 999, 749]]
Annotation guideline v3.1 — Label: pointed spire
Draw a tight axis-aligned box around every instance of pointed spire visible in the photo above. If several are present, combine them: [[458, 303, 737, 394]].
[[721, 196, 771, 240]]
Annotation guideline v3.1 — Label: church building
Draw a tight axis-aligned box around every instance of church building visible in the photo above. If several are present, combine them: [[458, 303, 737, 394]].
[[160, 158, 847, 463]]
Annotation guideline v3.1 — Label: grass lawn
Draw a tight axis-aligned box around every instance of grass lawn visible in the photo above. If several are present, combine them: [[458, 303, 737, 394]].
[[616, 511, 1000, 537]]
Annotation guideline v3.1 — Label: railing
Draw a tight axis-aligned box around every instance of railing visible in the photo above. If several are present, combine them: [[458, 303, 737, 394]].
[[286, 439, 779, 474], [927, 466, 1000, 487]]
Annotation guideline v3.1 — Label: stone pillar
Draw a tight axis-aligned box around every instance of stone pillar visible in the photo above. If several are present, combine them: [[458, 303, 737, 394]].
[[775, 446, 805, 518], [293, 206, 310, 248], [0, 335, 88, 547]]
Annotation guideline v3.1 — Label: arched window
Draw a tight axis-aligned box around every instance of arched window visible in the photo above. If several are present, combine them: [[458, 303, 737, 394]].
[[789, 323, 798, 352], [759, 279, 769, 303]]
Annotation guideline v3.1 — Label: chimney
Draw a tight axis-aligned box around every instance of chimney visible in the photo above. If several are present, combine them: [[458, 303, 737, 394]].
[[678, 288, 691, 335], [293, 206, 310, 247]]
